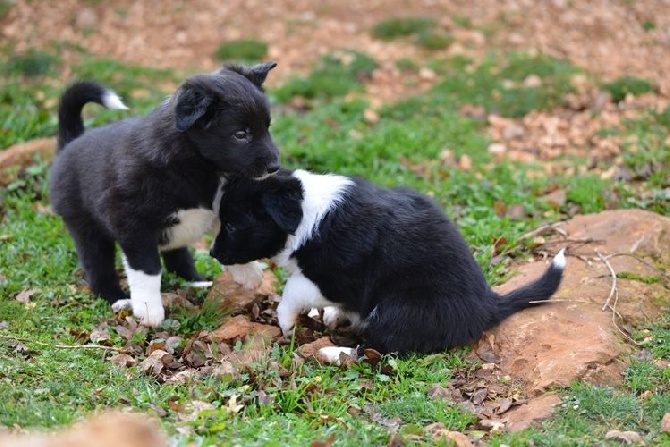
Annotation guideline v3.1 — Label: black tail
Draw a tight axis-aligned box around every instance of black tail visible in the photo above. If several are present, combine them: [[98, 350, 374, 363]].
[[490, 248, 566, 326], [57, 81, 128, 151]]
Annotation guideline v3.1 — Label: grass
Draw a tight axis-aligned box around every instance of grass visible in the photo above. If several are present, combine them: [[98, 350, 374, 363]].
[[212, 39, 269, 63], [371, 16, 452, 51], [371, 17, 436, 41], [274, 50, 377, 102], [1, 41, 669, 446], [602, 76, 657, 102]]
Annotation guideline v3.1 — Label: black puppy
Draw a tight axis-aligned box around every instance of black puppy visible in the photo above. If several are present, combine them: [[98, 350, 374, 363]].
[[210, 169, 566, 356], [50, 62, 280, 327]]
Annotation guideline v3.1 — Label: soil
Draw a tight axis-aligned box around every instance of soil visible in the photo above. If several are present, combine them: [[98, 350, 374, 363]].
[[3, 0, 670, 101]]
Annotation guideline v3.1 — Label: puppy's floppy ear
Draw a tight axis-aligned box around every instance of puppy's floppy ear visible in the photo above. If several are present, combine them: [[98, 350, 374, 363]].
[[175, 84, 213, 132], [225, 61, 277, 89], [261, 177, 303, 235]]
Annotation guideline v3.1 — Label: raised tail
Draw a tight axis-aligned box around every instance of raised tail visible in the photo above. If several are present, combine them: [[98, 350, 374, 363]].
[[489, 248, 566, 326], [57, 81, 128, 151]]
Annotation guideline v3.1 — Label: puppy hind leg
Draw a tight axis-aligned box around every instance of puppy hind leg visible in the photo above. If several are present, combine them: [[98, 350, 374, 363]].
[[69, 225, 126, 304], [162, 247, 205, 282], [121, 244, 164, 327]]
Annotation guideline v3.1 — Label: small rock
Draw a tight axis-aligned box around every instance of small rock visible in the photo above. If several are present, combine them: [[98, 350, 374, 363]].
[[661, 413, 670, 433], [419, 67, 437, 82], [488, 143, 508, 153], [502, 124, 525, 140], [458, 154, 473, 170], [363, 108, 380, 124], [524, 75, 543, 87], [504, 393, 561, 431], [75, 8, 98, 30]]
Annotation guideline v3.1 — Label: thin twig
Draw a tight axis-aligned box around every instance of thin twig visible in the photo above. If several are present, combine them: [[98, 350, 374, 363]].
[[0, 334, 125, 352], [595, 250, 643, 346], [596, 251, 617, 312], [528, 299, 601, 305]]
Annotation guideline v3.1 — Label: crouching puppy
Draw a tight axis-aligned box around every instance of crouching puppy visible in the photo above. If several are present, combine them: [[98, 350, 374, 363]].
[[50, 62, 279, 327], [210, 169, 566, 355]]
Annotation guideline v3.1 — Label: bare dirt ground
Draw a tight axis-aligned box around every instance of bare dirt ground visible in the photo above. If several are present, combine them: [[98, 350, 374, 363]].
[[3, 0, 670, 100]]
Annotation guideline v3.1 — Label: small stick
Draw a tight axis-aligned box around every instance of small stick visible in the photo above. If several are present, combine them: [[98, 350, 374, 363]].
[[0, 334, 125, 352], [596, 251, 617, 312]]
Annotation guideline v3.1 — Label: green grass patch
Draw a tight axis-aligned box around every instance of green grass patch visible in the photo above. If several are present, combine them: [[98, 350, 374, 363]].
[[1, 55, 178, 149], [273, 50, 377, 102], [390, 53, 582, 118], [602, 76, 657, 102], [0, 0, 13, 20], [3, 49, 61, 77], [371, 16, 452, 51], [371, 16, 436, 41], [212, 39, 269, 63], [416, 29, 453, 51]]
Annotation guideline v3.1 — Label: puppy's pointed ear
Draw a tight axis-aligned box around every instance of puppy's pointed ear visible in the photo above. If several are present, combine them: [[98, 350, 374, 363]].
[[175, 84, 213, 132], [246, 61, 277, 88], [261, 177, 303, 235]]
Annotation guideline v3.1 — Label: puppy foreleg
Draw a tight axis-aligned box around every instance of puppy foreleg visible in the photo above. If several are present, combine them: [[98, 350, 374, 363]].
[[277, 273, 327, 336], [227, 261, 263, 289], [121, 250, 164, 327]]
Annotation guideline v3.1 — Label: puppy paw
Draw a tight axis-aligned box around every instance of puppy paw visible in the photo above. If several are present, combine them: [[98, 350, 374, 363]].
[[187, 280, 213, 288], [131, 297, 165, 327], [316, 346, 357, 365], [111, 299, 132, 312], [322, 306, 345, 329], [227, 261, 263, 290]]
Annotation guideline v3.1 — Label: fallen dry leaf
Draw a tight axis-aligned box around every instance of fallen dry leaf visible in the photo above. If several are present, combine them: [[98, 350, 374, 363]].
[[661, 413, 670, 433], [109, 353, 137, 368], [15, 289, 36, 303], [604, 430, 645, 445]]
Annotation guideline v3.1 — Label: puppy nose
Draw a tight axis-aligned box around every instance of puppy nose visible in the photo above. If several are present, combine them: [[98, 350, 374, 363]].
[[267, 163, 280, 175]]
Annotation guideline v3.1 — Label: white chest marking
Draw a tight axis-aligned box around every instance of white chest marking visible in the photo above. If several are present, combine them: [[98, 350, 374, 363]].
[[160, 208, 216, 251]]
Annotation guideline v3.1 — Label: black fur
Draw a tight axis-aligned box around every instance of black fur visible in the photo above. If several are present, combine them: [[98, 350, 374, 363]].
[[50, 62, 280, 312], [211, 169, 565, 355]]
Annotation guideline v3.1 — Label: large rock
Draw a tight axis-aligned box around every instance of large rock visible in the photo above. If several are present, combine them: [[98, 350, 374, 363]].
[[477, 210, 670, 395], [0, 138, 56, 185]]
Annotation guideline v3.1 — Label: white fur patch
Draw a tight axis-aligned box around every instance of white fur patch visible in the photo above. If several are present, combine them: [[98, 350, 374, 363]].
[[277, 269, 335, 335], [122, 256, 164, 327], [316, 346, 357, 365], [552, 248, 567, 269], [102, 90, 128, 110], [273, 169, 353, 265], [160, 208, 216, 251], [227, 261, 264, 289], [322, 306, 365, 330], [188, 281, 213, 288]]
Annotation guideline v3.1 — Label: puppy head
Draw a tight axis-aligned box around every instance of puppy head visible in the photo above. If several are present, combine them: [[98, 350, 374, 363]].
[[210, 170, 303, 265], [174, 62, 280, 179]]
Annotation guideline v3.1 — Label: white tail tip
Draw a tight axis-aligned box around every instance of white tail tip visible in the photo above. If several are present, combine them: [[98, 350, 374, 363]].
[[552, 247, 567, 269], [102, 90, 129, 110]]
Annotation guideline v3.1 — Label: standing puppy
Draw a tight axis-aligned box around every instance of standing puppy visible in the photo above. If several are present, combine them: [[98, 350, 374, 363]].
[[210, 169, 566, 355], [50, 62, 279, 327]]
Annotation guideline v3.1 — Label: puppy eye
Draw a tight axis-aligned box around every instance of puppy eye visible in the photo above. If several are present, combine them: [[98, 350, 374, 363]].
[[233, 129, 249, 141], [225, 223, 237, 233]]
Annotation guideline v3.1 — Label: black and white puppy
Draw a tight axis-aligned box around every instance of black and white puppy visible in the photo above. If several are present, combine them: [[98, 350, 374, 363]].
[[50, 62, 280, 327], [210, 169, 566, 356]]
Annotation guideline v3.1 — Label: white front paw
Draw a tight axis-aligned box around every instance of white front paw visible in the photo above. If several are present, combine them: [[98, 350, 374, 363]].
[[322, 306, 342, 329], [132, 298, 165, 327], [227, 261, 263, 289]]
